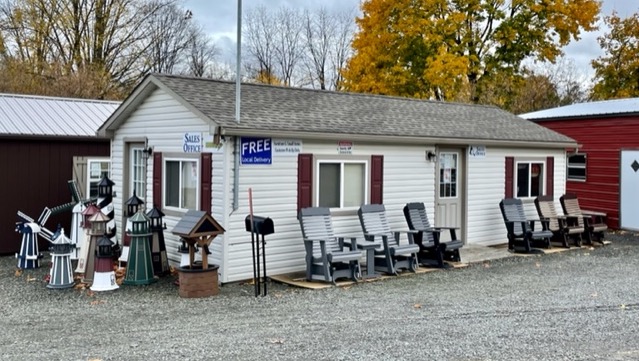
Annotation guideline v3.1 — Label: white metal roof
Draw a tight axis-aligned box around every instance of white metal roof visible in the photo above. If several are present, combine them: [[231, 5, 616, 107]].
[[519, 97, 639, 120], [0, 93, 120, 137]]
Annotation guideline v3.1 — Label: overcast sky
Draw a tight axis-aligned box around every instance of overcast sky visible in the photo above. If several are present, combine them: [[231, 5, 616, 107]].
[[183, 0, 638, 80]]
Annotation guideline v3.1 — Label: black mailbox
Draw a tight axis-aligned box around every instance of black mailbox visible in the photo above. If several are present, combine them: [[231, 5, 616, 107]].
[[245, 215, 274, 235]]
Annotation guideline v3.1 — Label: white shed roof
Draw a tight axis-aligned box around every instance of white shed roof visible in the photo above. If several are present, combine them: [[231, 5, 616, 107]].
[[520, 97, 639, 120], [0, 93, 120, 137]]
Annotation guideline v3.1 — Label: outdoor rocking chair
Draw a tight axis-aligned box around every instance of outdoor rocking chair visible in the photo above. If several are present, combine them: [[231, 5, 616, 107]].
[[534, 195, 583, 248], [298, 207, 363, 284], [499, 198, 552, 253], [403, 202, 464, 267], [357, 204, 419, 275], [559, 193, 608, 245]]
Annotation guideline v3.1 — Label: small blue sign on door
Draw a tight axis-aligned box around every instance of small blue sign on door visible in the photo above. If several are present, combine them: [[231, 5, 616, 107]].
[[241, 137, 272, 165]]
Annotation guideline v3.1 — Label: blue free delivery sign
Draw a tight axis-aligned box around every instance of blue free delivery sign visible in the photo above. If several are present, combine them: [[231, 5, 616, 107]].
[[241, 137, 272, 165]]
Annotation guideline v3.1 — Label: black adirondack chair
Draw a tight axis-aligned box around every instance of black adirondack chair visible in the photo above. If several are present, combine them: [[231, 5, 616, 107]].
[[499, 198, 552, 253], [534, 195, 582, 248], [298, 207, 362, 284], [559, 193, 608, 245], [403, 202, 463, 267], [357, 204, 419, 275]]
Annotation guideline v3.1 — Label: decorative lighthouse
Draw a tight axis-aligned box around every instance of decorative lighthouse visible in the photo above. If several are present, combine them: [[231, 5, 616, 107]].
[[75, 203, 100, 274], [82, 209, 111, 285], [146, 206, 169, 276], [15, 222, 43, 269], [48, 229, 75, 289], [123, 211, 156, 285], [97, 175, 119, 257], [90, 235, 118, 291], [118, 191, 144, 266]]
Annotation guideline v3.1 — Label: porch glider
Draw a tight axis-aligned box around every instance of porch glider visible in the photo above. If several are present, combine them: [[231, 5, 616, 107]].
[[534, 196, 582, 248], [298, 207, 362, 284], [499, 198, 552, 253], [357, 204, 419, 275], [559, 193, 608, 245], [403, 202, 463, 267]]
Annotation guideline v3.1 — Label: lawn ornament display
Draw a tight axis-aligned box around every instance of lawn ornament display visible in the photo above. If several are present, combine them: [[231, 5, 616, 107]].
[[14, 208, 53, 269], [48, 229, 75, 289], [119, 191, 144, 266], [147, 206, 169, 276], [172, 210, 225, 298], [90, 235, 119, 291], [82, 208, 111, 285], [123, 211, 156, 285], [75, 204, 100, 274]]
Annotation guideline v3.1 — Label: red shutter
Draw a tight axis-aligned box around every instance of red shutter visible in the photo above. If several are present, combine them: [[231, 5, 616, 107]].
[[505, 157, 514, 198], [546, 156, 554, 198], [297, 154, 313, 212], [153, 152, 163, 208], [200, 152, 212, 212], [370, 155, 384, 204]]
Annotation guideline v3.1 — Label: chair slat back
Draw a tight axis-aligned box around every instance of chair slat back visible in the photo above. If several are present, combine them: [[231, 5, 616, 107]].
[[358, 204, 398, 247], [403, 202, 435, 243], [534, 196, 559, 231], [500, 198, 527, 235], [299, 207, 341, 257], [560, 193, 584, 227]]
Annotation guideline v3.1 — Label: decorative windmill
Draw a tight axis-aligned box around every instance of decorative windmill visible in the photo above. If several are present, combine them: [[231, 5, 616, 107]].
[[119, 191, 145, 267], [14, 208, 53, 269], [146, 205, 169, 276], [48, 229, 75, 289]]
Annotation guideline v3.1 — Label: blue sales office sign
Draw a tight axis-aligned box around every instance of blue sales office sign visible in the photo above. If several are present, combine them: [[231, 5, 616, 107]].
[[241, 137, 272, 165]]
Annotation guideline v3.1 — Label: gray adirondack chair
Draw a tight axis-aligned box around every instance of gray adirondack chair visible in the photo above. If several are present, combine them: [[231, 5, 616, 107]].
[[357, 204, 419, 275], [499, 198, 552, 253], [559, 193, 608, 245], [534, 195, 582, 248], [403, 202, 463, 267], [298, 207, 362, 284]]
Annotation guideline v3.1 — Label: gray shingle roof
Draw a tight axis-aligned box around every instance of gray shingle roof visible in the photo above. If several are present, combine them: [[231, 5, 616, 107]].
[[105, 74, 576, 145], [0, 93, 120, 137]]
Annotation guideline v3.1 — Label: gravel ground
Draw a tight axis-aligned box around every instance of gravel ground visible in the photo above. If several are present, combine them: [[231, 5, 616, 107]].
[[2, 232, 639, 361]]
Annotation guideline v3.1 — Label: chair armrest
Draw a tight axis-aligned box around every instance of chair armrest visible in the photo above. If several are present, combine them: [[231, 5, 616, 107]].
[[582, 210, 607, 217]]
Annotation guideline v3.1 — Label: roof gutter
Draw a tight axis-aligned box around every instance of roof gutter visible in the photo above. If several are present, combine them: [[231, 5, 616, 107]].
[[219, 128, 577, 149]]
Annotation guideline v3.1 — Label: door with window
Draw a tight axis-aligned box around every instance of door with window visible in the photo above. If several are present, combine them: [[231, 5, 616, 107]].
[[435, 149, 464, 241], [124, 143, 147, 208]]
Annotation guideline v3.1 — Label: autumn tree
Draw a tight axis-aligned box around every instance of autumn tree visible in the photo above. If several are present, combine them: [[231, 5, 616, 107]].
[[591, 12, 639, 100], [342, 0, 600, 103]]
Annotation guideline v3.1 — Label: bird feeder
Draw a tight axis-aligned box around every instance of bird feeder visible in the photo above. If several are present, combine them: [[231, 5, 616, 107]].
[[75, 203, 100, 274], [146, 206, 170, 276], [118, 191, 144, 266], [90, 235, 118, 292], [81, 209, 110, 285], [171, 210, 225, 298], [123, 211, 156, 285], [48, 228, 75, 289]]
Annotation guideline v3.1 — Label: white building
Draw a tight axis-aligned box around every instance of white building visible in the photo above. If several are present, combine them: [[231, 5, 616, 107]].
[[98, 74, 576, 283]]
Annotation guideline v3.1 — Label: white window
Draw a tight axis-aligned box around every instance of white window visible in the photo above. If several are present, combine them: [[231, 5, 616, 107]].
[[164, 158, 199, 210], [130, 147, 146, 198], [87, 159, 111, 198], [567, 153, 586, 181], [516, 161, 544, 198], [316, 160, 367, 209], [438, 152, 458, 198]]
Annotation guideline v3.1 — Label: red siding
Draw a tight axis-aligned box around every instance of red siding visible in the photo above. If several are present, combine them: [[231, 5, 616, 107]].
[[536, 116, 639, 229], [0, 138, 110, 254]]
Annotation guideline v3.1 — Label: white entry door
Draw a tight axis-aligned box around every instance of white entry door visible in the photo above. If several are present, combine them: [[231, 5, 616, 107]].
[[435, 149, 464, 241], [620, 150, 639, 230]]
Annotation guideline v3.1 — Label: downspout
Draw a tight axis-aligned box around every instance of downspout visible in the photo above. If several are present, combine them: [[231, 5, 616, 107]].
[[233, 0, 242, 211]]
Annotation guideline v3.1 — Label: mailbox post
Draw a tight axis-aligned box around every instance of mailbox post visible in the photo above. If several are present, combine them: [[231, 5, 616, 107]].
[[244, 215, 274, 297]]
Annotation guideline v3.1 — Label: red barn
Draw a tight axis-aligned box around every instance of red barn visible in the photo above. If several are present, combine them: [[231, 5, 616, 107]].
[[521, 98, 639, 230], [0, 94, 118, 254]]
